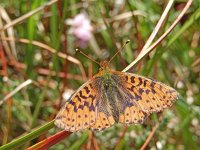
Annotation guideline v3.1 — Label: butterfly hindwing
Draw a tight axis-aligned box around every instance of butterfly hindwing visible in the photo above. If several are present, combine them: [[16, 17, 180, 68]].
[[89, 93, 116, 131], [119, 105, 148, 124], [90, 112, 115, 131]]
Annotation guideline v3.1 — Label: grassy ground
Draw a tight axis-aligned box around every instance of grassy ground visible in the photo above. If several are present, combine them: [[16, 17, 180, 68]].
[[0, 0, 200, 150]]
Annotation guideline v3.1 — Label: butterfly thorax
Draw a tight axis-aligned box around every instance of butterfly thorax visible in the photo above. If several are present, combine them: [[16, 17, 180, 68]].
[[94, 60, 115, 78]]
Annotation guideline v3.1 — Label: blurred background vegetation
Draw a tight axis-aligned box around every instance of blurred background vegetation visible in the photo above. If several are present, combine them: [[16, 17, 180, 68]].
[[0, 0, 200, 150]]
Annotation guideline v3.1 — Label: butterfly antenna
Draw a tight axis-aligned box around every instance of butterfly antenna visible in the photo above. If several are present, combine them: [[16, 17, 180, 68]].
[[75, 49, 100, 66], [108, 40, 130, 63]]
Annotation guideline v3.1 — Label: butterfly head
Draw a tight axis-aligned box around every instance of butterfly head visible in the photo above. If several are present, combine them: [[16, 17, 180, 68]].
[[99, 60, 110, 71]]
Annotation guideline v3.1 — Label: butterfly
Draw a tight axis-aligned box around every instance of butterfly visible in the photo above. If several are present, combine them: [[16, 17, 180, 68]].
[[55, 60, 179, 132]]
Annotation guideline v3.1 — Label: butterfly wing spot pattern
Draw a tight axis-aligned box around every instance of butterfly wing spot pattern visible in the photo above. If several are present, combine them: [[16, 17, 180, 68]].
[[90, 112, 115, 131], [55, 81, 98, 132], [123, 73, 178, 113], [55, 67, 179, 132], [119, 106, 148, 124]]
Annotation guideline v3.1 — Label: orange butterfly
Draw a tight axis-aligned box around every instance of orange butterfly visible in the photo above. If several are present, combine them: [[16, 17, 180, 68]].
[[55, 58, 179, 132]]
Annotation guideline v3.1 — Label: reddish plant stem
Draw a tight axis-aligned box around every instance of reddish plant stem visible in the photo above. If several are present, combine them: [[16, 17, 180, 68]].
[[140, 123, 159, 150], [27, 130, 71, 150], [114, 125, 128, 150]]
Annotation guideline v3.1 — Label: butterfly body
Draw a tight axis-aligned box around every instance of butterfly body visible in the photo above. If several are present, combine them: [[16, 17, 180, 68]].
[[55, 61, 179, 132], [93, 71, 123, 123]]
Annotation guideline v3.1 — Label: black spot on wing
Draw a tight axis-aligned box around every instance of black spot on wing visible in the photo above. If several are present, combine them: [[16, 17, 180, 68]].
[[135, 93, 142, 101], [69, 100, 76, 105], [144, 80, 148, 87], [126, 87, 142, 101], [145, 89, 150, 94], [84, 101, 89, 107], [79, 105, 84, 110], [137, 77, 143, 86], [139, 88, 144, 95], [151, 89, 156, 94], [89, 95, 96, 100], [75, 95, 81, 102], [150, 82, 156, 88], [125, 76, 128, 81], [83, 86, 90, 94], [130, 76, 135, 83], [79, 91, 87, 99], [89, 105, 95, 111]]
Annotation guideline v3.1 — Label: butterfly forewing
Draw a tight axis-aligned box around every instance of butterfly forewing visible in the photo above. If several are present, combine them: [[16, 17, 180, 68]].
[[114, 71, 179, 113], [55, 80, 98, 132]]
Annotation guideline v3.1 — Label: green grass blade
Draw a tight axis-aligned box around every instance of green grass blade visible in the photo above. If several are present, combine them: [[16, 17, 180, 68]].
[[0, 121, 55, 150], [167, 7, 200, 47], [68, 132, 88, 150]]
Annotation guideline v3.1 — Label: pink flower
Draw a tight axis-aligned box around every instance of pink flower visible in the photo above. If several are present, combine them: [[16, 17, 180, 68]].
[[70, 14, 93, 48]]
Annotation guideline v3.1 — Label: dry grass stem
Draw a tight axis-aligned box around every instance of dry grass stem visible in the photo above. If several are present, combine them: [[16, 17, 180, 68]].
[[0, 37, 87, 80], [0, 79, 33, 106], [123, 0, 193, 72], [0, 0, 59, 31]]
